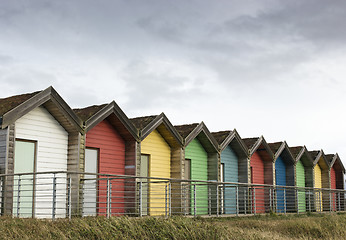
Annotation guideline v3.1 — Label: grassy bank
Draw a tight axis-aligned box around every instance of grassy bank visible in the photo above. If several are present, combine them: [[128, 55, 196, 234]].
[[0, 213, 344, 239]]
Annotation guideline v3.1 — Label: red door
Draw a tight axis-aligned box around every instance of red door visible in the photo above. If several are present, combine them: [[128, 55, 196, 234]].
[[330, 166, 336, 211], [250, 152, 265, 213]]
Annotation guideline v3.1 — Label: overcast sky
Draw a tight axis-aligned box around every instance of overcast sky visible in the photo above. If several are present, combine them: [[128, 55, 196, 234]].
[[1, 0, 346, 167]]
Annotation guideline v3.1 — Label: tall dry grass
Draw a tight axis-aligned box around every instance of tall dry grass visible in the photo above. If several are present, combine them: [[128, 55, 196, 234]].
[[0, 213, 344, 239]]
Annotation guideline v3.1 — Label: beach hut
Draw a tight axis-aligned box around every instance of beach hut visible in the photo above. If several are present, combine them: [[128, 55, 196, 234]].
[[130, 113, 183, 216], [289, 146, 314, 212], [269, 142, 295, 213], [327, 154, 345, 211], [175, 122, 219, 215], [242, 137, 274, 214], [310, 150, 330, 212], [212, 129, 248, 214], [74, 102, 139, 216], [0, 87, 83, 217]]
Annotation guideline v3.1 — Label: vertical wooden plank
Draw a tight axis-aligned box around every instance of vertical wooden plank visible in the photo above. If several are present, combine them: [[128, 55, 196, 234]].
[[4, 124, 14, 215], [171, 147, 183, 214]]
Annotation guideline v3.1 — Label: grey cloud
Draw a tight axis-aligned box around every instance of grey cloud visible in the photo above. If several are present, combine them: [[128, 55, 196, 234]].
[[120, 59, 206, 112], [0, 67, 57, 97], [218, 1, 346, 49], [0, 54, 14, 65]]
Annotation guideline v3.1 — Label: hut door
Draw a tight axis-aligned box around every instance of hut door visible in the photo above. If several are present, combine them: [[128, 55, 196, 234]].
[[83, 148, 98, 216], [140, 155, 149, 216], [184, 159, 191, 214], [13, 139, 36, 217], [220, 163, 225, 213]]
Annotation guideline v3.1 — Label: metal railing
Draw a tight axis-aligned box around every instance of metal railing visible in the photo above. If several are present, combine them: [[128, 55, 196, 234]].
[[0, 171, 345, 219]]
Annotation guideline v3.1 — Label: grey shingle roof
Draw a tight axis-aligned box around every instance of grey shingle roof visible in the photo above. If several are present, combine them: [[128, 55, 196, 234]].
[[268, 142, 283, 154], [74, 104, 108, 121], [242, 138, 259, 149], [130, 115, 158, 130], [289, 146, 303, 159], [0, 91, 41, 116], [211, 130, 232, 145], [174, 123, 199, 139]]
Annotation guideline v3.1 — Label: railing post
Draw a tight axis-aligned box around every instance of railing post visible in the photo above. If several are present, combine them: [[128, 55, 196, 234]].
[[319, 191, 321, 212], [329, 190, 332, 212], [244, 188, 247, 215], [308, 189, 311, 212], [16, 176, 21, 218], [216, 183, 219, 217], [67, 176, 72, 220], [193, 184, 196, 217], [169, 182, 171, 216], [184, 183, 187, 216], [269, 188, 272, 212], [110, 181, 112, 216], [236, 185, 239, 216], [52, 173, 57, 220], [0, 176, 2, 216], [274, 188, 277, 213], [139, 180, 142, 217], [253, 187, 256, 215], [208, 185, 211, 216], [284, 188, 286, 215], [106, 178, 110, 218], [165, 183, 168, 217], [338, 192, 341, 212], [296, 188, 299, 213]]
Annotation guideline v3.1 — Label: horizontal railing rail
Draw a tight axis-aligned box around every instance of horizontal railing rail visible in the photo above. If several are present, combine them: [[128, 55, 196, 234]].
[[0, 171, 344, 219]]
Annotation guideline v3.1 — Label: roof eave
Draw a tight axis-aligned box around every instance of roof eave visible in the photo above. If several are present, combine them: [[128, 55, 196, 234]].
[[250, 136, 274, 160], [2, 86, 83, 133], [219, 129, 248, 156], [84, 102, 139, 141], [185, 122, 219, 152], [141, 113, 183, 146]]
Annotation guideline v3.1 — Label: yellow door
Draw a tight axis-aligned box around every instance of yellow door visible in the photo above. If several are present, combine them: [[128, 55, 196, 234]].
[[141, 130, 171, 215], [314, 164, 323, 211]]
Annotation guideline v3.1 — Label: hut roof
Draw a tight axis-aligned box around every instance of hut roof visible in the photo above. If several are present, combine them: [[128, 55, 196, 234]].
[[268, 142, 283, 154], [325, 154, 334, 165], [289, 146, 303, 159], [242, 137, 259, 149], [130, 115, 158, 131], [74, 104, 108, 121], [0, 91, 41, 116], [309, 150, 320, 161], [174, 123, 199, 139], [211, 130, 232, 145]]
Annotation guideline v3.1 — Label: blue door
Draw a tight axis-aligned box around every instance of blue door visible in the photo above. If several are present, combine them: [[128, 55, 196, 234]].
[[221, 146, 238, 214], [275, 156, 286, 212]]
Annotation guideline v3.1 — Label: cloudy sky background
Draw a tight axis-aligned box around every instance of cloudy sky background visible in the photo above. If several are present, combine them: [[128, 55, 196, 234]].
[[1, 0, 346, 167]]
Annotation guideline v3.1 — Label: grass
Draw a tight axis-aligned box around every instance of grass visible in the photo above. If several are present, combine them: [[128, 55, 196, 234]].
[[0, 213, 344, 239]]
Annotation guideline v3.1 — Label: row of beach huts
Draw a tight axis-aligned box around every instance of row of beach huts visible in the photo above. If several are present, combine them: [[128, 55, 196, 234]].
[[0, 86, 344, 217]]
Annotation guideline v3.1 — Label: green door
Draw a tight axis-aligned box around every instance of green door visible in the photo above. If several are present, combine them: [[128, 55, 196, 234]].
[[183, 159, 191, 214], [185, 139, 208, 215], [140, 155, 149, 215], [296, 160, 306, 212], [13, 140, 36, 217]]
